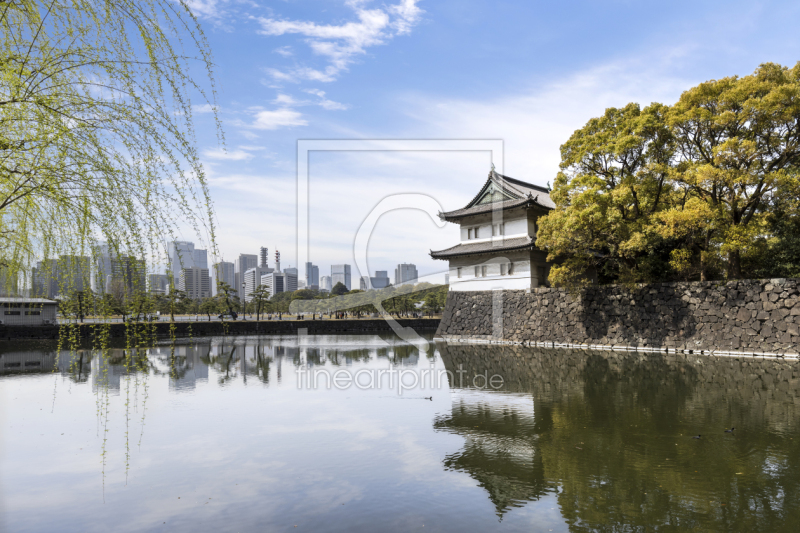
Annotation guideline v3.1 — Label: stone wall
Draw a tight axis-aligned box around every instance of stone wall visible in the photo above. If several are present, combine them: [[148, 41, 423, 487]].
[[437, 279, 800, 354]]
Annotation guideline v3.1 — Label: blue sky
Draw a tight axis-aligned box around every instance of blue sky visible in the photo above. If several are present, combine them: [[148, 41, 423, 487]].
[[183, 0, 800, 283]]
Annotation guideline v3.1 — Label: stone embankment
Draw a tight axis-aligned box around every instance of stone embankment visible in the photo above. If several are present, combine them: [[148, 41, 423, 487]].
[[0, 318, 440, 341], [437, 279, 800, 355]]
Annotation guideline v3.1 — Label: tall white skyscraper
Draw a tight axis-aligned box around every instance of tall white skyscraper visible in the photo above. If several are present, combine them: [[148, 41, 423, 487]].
[[234, 254, 258, 295], [320, 276, 332, 291], [211, 261, 235, 296], [394, 263, 418, 286], [168, 241, 207, 283], [331, 264, 351, 290]]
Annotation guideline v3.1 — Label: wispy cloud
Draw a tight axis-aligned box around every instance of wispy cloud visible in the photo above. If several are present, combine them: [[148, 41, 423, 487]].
[[203, 147, 253, 161], [303, 89, 349, 110], [251, 108, 308, 130], [274, 45, 294, 57], [258, 0, 423, 83], [193, 103, 219, 113]]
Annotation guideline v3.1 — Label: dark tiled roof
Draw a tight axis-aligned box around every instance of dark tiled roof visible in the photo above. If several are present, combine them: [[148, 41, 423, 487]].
[[430, 236, 535, 259], [440, 198, 533, 220], [440, 171, 555, 221]]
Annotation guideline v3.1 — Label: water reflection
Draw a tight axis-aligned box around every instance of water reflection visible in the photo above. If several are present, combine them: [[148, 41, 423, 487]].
[[3, 335, 800, 532], [437, 342, 800, 530]]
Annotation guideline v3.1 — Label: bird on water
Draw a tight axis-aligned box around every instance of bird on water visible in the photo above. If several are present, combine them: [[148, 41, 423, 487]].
[[725, 427, 735, 433], [692, 435, 702, 439]]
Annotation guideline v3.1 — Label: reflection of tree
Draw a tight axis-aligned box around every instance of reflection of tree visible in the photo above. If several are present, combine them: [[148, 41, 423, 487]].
[[435, 395, 548, 518], [437, 342, 800, 529]]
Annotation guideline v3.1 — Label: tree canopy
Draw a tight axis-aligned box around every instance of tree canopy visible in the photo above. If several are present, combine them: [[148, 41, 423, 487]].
[[0, 0, 219, 295], [538, 63, 800, 286]]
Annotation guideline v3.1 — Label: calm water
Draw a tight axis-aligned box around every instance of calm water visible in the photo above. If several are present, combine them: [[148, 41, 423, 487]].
[[2, 334, 800, 532]]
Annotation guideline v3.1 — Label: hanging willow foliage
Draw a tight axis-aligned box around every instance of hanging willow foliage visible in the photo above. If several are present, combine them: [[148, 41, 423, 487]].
[[0, 0, 219, 292]]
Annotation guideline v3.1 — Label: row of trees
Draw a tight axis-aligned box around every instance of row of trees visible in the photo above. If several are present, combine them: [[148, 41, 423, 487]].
[[56, 281, 450, 322], [537, 63, 800, 287]]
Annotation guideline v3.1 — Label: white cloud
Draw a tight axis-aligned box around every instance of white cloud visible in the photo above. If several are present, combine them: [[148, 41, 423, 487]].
[[238, 145, 267, 151], [303, 88, 349, 110], [251, 108, 308, 130], [193, 103, 219, 113], [259, 0, 423, 82], [186, 0, 225, 20], [273, 93, 299, 106], [203, 147, 253, 161], [274, 45, 293, 57]]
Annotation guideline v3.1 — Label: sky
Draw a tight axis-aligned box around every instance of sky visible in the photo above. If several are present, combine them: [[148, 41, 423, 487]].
[[181, 0, 800, 284]]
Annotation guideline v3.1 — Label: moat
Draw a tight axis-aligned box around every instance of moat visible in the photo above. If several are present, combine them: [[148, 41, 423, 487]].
[[2, 333, 799, 532]]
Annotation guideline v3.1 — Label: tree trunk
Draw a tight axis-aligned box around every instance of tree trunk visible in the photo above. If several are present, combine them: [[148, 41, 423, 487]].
[[728, 249, 743, 279]]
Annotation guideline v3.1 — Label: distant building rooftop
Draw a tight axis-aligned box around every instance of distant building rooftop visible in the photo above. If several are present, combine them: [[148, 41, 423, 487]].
[[0, 297, 58, 305]]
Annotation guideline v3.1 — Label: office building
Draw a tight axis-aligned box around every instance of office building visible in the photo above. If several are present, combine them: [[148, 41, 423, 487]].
[[168, 241, 207, 283], [359, 276, 370, 291], [320, 276, 332, 291], [211, 261, 235, 296], [234, 254, 258, 294], [0, 266, 18, 297], [0, 297, 58, 326], [178, 267, 210, 299], [260, 247, 269, 268], [370, 270, 390, 289], [243, 266, 274, 302], [147, 274, 169, 295], [331, 264, 351, 291], [91, 245, 145, 295], [298, 279, 307, 289], [260, 270, 297, 298], [394, 263, 418, 286], [305, 262, 319, 288]]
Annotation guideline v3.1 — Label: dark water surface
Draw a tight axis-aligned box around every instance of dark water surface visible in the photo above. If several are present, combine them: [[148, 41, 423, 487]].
[[2, 334, 800, 532]]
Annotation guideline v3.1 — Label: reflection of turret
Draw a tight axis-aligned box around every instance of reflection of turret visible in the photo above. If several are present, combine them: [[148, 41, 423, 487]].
[[434, 391, 547, 517]]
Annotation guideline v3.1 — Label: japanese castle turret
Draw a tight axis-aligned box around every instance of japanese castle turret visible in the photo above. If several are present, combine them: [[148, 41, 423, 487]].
[[430, 169, 555, 291]]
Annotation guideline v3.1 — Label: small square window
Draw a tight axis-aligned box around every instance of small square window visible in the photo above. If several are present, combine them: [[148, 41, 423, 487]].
[[457, 267, 462, 279], [474, 266, 480, 277], [481, 266, 487, 277], [467, 228, 472, 239], [500, 264, 507, 276], [473, 227, 479, 239]]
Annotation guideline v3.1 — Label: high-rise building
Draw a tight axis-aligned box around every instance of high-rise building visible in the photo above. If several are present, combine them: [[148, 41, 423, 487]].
[[370, 270, 390, 290], [305, 262, 319, 288], [359, 276, 370, 290], [211, 261, 235, 296], [147, 274, 169, 295], [168, 241, 207, 283], [243, 266, 274, 302], [259, 247, 269, 268], [234, 254, 258, 295], [0, 266, 19, 296], [261, 270, 297, 298], [394, 263, 418, 286], [320, 276, 332, 291], [284, 267, 298, 276], [90, 245, 144, 295], [331, 264, 351, 291], [178, 267, 210, 299]]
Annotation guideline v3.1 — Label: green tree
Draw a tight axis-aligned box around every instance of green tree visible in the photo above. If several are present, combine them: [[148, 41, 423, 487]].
[[664, 62, 800, 279], [199, 298, 217, 322], [250, 285, 271, 321], [0, 0, 218, 295], [538, 63, 800, 286], [331, 282, 348, 296], [536, 102, 675, 286]]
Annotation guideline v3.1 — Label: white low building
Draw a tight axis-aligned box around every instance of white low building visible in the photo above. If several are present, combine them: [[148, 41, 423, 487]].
[[431, 170, 555, 292], [0, 298, 58, 326]]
